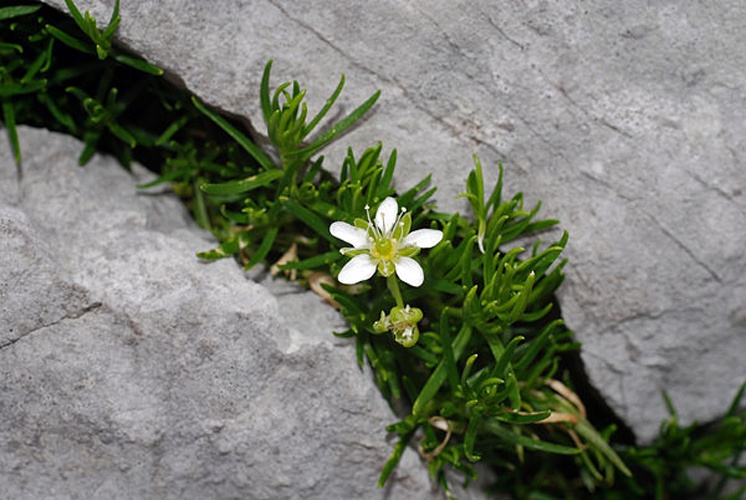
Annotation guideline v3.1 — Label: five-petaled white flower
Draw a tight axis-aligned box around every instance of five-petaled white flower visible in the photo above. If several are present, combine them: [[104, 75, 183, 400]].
[[330, 197, 443, 287]]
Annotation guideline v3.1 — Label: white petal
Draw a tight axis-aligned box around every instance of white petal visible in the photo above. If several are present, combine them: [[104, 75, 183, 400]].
[[337, 254, 377, 284], [374, 197, 398, 235], [395, 257, 424, 287], [330, 221, 369, 248], [404, 228, 443, 249]]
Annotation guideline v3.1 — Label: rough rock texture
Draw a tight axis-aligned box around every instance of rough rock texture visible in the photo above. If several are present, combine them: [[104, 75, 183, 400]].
[[0, 126, 481, 499], [39, 0, 746, 442]]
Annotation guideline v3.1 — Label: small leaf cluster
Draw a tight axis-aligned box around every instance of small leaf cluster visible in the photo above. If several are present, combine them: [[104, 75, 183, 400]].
[[1, 1, 261, 230], [0, 1, 162, 165], [609, 386, 746, 500]]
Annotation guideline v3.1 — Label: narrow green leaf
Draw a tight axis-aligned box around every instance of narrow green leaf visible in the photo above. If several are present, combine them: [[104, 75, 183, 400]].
[[260, 59, 273, 123], [155, 116, 189, 146], [290, 90, 381, 159], [303, 73, 345, 135], [192, 178, 211, 230], [575, 419, 633, 477], [63, 0, 90, 37], [21, 41, 53, 84], [726, 381, 746, 417], [375, 148, 397, 199], [0, 5, 41, 20], [77, 139, 97, 165], [324, 286, 366, 318], [438, 310, 461, 398], [107, 121, 137, 148], [507, 371, 521, 410], [102, 0, 121, 39], [508, 271, 535, 324], [38, 93, 77, 133], [197, 236, 243, 260], [662, 390, 678, 419], [2, 100, 21, 165], [113, 53, 164, 76], [413, 325, 472, 417], [493, 335, 524, 377], [245, 226, 279, 269], [464, 410, 483, 461], [45, 24, 93, 54], [513, 319, 563, 372], [378, 431, 415, 487], [0, 80, 47, 97], [201, 170, 283, 196], [279, 250, 341, 271], [136, 169, 186, 189], [282, 198, 337, 244], [0, 42, 23, 53], [482, 419, 581, 455], [494, 409, 552, 425], [486, 162, 504, 212], [192, 96, 276, 171]]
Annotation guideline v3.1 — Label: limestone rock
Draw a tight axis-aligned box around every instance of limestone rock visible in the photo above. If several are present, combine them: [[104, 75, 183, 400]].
[[0, 126, 475, 499], [40, 0, 746, 442]]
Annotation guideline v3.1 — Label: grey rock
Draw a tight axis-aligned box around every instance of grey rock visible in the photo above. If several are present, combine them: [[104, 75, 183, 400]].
[[0, 126, 480, 499], [40, 0, 746, 442]]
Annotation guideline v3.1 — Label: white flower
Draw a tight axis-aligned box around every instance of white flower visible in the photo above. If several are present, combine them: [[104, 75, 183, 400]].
[[329, 197, 443, 287]]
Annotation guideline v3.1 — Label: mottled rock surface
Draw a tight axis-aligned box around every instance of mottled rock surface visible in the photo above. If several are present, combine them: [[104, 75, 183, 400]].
[[40, 0, 746, 442], [0, 126, 480, 499]]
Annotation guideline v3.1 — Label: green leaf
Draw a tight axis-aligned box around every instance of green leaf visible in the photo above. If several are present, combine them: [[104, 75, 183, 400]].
[[303, 73, 345, 135], [278, 250, 341, 271], [513, 319, 563, 372], [45, 24, 94, 54], [494, 409, 552, 425], [197, 236, 244, 261], [482, 419, 581, 455], [200, 170, 283, 196], [102, 0, 121, 40], [0, 79, 47, 97], [38, 93, 77, 134], [0, 42, 23, 53], [113, 53, 164, 76], [136, 169, 186, 189], [290, 89, 381, 159], [725, 381, 746, 417], [245, 226, 279, 269], [575, 418, 632, 477], [493, 335, 524, 377], [63, 0, 93, 39], [413, 325, 472, 417], [282, 198, 337, 244], [192, 96, 276, 171], [464, 410, 483, 461], [2, 100, 21, 165], [155, 116, 189, 146], [0, 5, 41, 20], [260, 60, 273, 123], [21, 39, 53, 83], [437, 310, 461, 399], [379, 431, 415, 487]]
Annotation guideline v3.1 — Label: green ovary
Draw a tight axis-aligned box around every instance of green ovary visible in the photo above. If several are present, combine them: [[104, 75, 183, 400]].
[[372, 238, 398, 276], [372, 238, 397, 262]]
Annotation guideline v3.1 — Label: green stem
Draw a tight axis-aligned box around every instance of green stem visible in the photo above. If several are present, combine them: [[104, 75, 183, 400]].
[[387, 274, 404, 308]]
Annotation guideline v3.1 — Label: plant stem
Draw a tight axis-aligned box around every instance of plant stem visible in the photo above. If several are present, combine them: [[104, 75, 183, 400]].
[[387, 274, 404, 308]]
